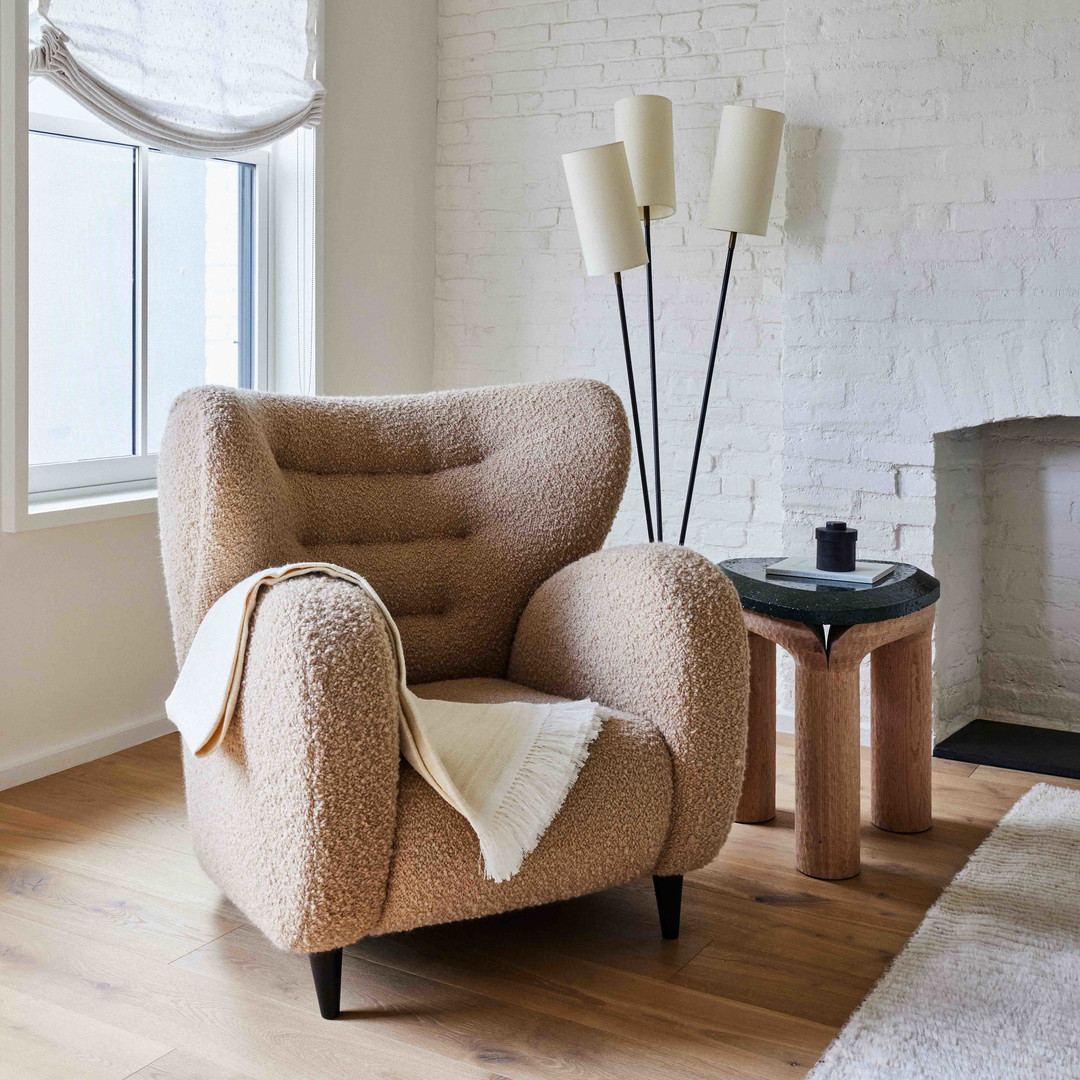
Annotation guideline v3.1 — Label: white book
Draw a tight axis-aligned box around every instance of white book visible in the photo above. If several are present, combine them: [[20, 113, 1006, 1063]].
[[765, 557, 895, 585]]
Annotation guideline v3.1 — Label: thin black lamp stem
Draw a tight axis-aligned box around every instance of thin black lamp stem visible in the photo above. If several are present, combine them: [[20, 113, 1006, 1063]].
[[643, 207, 661, 541], [615, 270, 655, 543], [678, 231, 738, 546]]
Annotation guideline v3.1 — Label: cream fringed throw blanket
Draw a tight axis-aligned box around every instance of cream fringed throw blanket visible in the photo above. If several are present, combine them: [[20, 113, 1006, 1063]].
[[166, 563, 603, 883]]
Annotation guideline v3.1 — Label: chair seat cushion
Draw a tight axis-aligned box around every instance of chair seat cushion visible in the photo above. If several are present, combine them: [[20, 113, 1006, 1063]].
[[372, 678, 673, 935]]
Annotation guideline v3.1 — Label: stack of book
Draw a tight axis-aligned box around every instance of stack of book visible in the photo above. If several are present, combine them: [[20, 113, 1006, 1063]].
[[765, 557, 895, 587]]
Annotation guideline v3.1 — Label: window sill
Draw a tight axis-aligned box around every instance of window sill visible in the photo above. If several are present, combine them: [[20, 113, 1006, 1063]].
[[17, 485, 158, 531]]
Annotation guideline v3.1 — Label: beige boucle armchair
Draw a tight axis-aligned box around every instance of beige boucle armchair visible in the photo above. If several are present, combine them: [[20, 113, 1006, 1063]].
[[158, 378, 749, 1019]]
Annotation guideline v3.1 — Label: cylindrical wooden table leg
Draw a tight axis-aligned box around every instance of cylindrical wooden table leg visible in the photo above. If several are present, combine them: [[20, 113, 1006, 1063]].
[[795, 664, 861, 880], [871, 624, 933, 833], [736, 632, 776, 823]]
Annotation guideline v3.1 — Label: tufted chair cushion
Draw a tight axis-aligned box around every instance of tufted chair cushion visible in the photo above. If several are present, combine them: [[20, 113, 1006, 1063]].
[[159, 378, 630, 684]]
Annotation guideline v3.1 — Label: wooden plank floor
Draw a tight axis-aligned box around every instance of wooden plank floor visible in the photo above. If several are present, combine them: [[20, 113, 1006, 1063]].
[[1, 732, 1074, 1080]]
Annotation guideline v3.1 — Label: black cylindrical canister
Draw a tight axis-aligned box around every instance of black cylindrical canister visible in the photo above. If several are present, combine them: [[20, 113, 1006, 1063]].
[[816, 521, 857, 572]]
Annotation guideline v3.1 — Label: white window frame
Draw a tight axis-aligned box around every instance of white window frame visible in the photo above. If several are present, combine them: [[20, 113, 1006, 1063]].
[[25, 110, 270, 503], [1, 0, 320, 532]]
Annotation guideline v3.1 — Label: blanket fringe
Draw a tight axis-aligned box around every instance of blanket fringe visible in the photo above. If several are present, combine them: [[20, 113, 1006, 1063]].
[[476, 702, 605, 883]]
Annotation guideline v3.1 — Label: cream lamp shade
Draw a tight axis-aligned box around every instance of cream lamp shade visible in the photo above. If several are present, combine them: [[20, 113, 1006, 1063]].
[[705, 105, 785, 236], [614, 94, 676, 220], [562, 142, 649, 277]]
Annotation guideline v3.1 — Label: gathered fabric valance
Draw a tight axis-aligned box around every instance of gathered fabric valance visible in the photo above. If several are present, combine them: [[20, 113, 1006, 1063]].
[[29, 0, 324, 155]]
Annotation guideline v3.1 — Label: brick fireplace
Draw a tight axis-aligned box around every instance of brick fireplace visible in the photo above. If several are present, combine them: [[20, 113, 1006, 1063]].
[[936, 418, 1080, 741]]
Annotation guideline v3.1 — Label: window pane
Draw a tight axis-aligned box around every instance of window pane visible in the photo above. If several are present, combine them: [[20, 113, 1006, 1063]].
[[28, 132, 136, 465], [147, 153, 252, 453]]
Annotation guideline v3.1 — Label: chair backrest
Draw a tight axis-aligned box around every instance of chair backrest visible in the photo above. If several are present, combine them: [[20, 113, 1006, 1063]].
[[158, 379, 630, 684]]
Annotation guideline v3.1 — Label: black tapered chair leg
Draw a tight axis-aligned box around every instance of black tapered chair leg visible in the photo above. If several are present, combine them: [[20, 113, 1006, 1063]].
[[653, 874, 683, 940], [309, 948, 343, 1019]]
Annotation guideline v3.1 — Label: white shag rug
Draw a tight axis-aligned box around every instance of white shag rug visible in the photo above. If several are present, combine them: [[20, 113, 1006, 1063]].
[[809, 783, 1080, 1079]]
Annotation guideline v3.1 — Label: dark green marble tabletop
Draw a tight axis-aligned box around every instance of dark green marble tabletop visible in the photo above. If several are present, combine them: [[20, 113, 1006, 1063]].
[[718, 557, 940, 627]]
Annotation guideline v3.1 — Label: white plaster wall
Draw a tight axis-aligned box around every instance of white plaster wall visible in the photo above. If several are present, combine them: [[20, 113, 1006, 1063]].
[[321, 0, 437, 397], [435, 0, 785, 553], [0, 519, 176, 781]]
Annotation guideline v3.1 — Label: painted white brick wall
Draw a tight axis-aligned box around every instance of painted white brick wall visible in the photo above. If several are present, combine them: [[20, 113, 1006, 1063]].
[[436, 0, 1080, 738], [784, 0, 1080, 737], [435, 0, 786, 554]]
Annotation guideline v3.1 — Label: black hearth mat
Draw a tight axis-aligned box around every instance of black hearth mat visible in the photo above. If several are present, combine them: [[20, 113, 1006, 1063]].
[[934, 718, 1080, 780]]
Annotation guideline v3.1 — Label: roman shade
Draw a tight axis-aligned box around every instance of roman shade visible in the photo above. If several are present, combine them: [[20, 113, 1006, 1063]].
[[28, 0, 323, 155]]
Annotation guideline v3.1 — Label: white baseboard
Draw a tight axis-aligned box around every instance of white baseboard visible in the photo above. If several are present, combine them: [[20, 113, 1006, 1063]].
[[0, 715, 176, 792]]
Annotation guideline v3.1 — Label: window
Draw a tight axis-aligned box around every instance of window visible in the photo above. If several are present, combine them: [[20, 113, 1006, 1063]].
[[26, 84, 267, 499]]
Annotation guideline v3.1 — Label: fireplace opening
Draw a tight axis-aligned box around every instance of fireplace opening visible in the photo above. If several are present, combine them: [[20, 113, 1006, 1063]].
[[933, 416, 1080, 775]]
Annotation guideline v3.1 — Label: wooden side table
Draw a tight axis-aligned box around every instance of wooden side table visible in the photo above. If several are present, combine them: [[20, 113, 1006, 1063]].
[[719, 558, 941, 881]]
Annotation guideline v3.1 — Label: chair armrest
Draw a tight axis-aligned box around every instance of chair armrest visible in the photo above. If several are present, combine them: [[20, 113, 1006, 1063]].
[[508, 543, 749, 875], [183, 574, 401, 952]]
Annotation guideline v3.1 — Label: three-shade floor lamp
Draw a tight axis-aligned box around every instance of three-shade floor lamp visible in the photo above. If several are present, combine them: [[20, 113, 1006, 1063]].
[[562, 100, 784, 545]]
